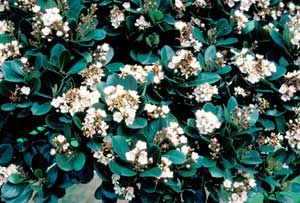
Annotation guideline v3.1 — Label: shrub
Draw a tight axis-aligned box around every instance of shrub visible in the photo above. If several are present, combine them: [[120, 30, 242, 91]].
[[0, 0, 300, 202]]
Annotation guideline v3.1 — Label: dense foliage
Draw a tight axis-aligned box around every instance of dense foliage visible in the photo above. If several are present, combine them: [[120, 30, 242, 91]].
[[0, 0, 300, 202]]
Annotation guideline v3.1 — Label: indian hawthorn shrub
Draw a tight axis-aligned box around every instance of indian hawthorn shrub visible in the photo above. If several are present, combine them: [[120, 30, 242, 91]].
[[0, 0, 300, 202]]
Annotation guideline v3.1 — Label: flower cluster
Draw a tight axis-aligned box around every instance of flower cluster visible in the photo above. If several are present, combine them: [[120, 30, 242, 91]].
[[208, 138, 221, 159], [120, 64, 149, 84], [192, 83, 218, 102], [112, 174, 135, 201], [279, 70, 300, 101], [223, 175, 257, 203], [195, 109, 221, 135], [50, 134, 73, 156], [231, 105, 255, 130], [110, 6, 125, 29], [0, 40, 21, 67], [82, 108, 108, 138], [32, 7, 70, 40], [9, 85, 30, 102], [93, 136, 115, 165], [0, 164, 19, 187], [145, 63, 164, 84], [125, 141, 151, 168], [285, 118, 300, 151], [51, 86, 100, 116], [80, 44, 110, 89], [104, 85, 140, 126], [168, 49, 201, 79], [144, 103, 170, 119], [174, 21, 202, 51], [232, 48, 277, 84]]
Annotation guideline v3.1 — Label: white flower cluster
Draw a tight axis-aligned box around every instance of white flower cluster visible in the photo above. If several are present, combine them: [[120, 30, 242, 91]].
[[193, 0, 207, 8], [174, 0, 185, 13], [50, 134, 73, 156], [35, 7, 69, 39], [260, 132, 284, 150], [154, 122, 187, 148], [82, 108, 109, 138], [234, 86, 247, 97], [125, 141, 150, 166], [20, 86, 31, 95], [120, 64, 149, 84], [51, 86, 100, 116], [8, 85, 30, 102], [0, 40, 21, 67], [193, 83, 218, 102], [158, 157, 174, 180], [93, 136, 115, 165], [168, 49, 201, 79], [0, 0, 9, 12], [144, 104, 170, 119], [226, 0, 270, 11], [0, 164, 19, 187], [285, 118, 300, 151], [195, 109, 221, 135], [112, 174, 135, 201], [110, 6, 125, 29], [154, 122, 199, 178], [232, 48, 276, 84], [287, 9, 300, 48], [234, 10, 249, 33], [279, 70, 300, 101], [80, 44, 110, 89], [223, 176, 256, 203], [104, 85, 140, 126], [174, 21, 202, 51], [134, 16, 151, 31], [0, 20, 9, 34], [145, 63, 164, 84]]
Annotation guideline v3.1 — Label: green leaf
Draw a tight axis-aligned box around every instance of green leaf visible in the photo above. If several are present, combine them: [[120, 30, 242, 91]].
[[8, 174, 26, 184], [112, 136, 130, 161], [227, 96, 238, 112], [106, 62, 124, 73], [242, 20, 257, 34], [109, 160, 137, 177], [160, 45, 175, 66], [1, 103, 17, 111], [208, 166, 225, 178], [56, 152, 86, 171], [240, 150, 262, 165], [31, 102, 52, 116], [127, 117, 147, 129], [247, 193, 264, 203], [216, 38, 238, 46], [204, 45, 217, 63], [215, 18, 232, 37], [84, 29, 106, 41], [66, 60, 86, 76], [192, 27, 207, 44], [140, 167, 162, 178], [0, 144, 13, 165], [163, 150, 186, 164], [185, 72, 221, 87], [2, 61, 25, 82], [270, 29, 290, 54]]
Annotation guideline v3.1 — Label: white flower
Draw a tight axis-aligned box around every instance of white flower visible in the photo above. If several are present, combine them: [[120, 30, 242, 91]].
[[248, 178, 256, 188], [195, 109, 221, 135], [234, 86, 247, 97], [32, 5, 40, 13], [124, 187, 135, 201], [136, 140, 147, 151], [134, 16, 151, 30], [110, 6, 125, 29], [191, 152, 199, 161], [122, 2, 131, 9], [125, 150, 137, 162], [41, 7, 62, 27], [41, 27, 51, 36], [223, 179, 232, 188], [193, 83, 218, 102], [20, 86, 30, 95], [56, 30, 63, 37], [56, 134, 66, 143], [0, 20, 8, 34], [137, 151, 148, 165]]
